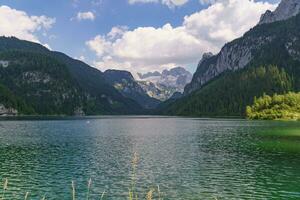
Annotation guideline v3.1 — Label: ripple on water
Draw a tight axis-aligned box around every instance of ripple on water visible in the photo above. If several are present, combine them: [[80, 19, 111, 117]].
[[0, 118, 299, 199]]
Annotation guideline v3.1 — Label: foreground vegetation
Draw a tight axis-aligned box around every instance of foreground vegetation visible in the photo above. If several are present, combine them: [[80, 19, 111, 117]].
[[0, 153, 163, 200], [246, 92, 300, 120]]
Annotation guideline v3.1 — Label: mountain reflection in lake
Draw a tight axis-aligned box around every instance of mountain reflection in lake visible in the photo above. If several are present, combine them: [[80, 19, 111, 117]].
[[0, 117, 299, 199]]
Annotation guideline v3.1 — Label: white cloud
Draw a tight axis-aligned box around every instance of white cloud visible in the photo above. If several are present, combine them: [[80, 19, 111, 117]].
[[107, 26, 129, 40], [128, 0, 189, 8], [128, 0, 158, 4], [43, 43, 52, 50], [87, 0, 276, 73], [75, 55, 86, 61], [76, 11, 95, 21], [86, 35, 112, 57], [183, 0, 277, 47], [0, 5, 55, 43], [162, 0, 189, 7], [199, 0, 217, 5]]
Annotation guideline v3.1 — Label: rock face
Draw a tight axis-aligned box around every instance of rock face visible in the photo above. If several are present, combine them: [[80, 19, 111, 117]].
[[137, 71, 161, 79], [185, 36, 268, 94], [137, 80, 176, 101], [0, 104, 18, 116], [185, 0, 300, 95], [259, 0, 300, 25], [0, 60, 9, 68], [138, 67, 192, 100], [103, 70, 160, 109]]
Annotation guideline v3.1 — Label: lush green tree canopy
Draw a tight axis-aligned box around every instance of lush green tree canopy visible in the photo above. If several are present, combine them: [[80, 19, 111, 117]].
[[246, 92, 300, 120]]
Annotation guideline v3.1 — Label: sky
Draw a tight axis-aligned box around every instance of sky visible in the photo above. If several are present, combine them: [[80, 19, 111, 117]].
[[0, 0, 280, 75]]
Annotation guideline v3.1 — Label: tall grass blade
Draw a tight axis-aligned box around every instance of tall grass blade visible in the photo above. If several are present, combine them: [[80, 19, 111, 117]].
[[146, 189, 154, 200], [157, 185, 161, 200], [130, 152, 139, 198], [100, 190, 105, 200], [1, 178, 8, 200], [24, 192, 29, 200], [86, 178, 92, 200], [72, 181, 76, 200], [128, 189, 133, 200]]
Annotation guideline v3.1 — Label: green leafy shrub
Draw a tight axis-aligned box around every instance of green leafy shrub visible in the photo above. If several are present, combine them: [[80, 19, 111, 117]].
[[246, 92, 300, 120]]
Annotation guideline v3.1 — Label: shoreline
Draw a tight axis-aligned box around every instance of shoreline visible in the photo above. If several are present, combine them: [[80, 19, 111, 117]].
[[1, 115, 299, 122], [0, 114, 245, 121]]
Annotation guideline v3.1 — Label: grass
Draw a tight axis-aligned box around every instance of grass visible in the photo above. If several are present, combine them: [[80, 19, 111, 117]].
[[0, 153, 163, 200]]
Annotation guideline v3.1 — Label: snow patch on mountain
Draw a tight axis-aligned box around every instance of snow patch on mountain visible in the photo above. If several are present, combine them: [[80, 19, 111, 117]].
[[137, 67, 192, 101]]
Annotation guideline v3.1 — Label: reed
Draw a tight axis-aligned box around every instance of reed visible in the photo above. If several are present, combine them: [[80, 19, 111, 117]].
[[86, 178, 92, 200], [146, 189, 154, 200], [1, 178, 8, 200], [0, 154, 165, 199], [71, 181, 75, 200], [100, 190, 106, 200], [129, 152, 139, 200], [0, 178, 160, 200], [157, 185, 161, 200], [24, 192, 29, 200]]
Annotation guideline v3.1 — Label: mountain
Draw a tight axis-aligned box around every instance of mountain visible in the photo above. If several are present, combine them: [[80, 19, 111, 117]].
[[161, 0, 300, 117], [259, 0, 300, 24], [0, 36, 143, 115], [185, 0, 300, 95], [138, 71, 161, 79], [103, 70, 160, 109], [137, 67, 192, 101]]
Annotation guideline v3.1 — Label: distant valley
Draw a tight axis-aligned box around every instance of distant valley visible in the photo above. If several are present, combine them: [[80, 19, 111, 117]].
[[0, 36, 192, 115], [102, 67, 192, 109]]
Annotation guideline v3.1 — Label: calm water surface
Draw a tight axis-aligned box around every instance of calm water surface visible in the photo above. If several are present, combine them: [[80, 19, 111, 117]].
[[0, 117, 299, 199]]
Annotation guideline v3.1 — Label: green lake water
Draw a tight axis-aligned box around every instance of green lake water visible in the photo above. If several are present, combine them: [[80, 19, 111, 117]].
[[0, 117, 299, 199]]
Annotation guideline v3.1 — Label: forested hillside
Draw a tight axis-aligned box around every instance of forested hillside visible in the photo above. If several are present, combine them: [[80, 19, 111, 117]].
[[160, 11, 300, 117], [0, 37, 143, 115], [160, 65, 292, 116]]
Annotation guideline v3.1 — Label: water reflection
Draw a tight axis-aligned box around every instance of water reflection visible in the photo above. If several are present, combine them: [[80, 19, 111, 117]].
[[0, 118, 299, 199], [256, 126, 300, 153]]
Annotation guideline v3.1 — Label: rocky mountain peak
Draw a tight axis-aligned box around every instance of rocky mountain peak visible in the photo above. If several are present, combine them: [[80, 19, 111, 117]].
[[198, 52, 214, 67], [259, 0, 300, 24], [137, 67, 192, 101], [104, 69, 134, 82], [137, 71, 161, 79], [202, 52, 214, 60], [162, 67, 191, 77]]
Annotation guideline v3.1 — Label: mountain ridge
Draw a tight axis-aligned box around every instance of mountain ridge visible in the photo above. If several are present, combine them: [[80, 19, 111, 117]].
[[0, 36, 143, 115], [161, 1, 300, 116], [259, 0, 300, 25], [138, 67, 192, 100], [185, 0, 300, 95], [103, 69, 160, 109]]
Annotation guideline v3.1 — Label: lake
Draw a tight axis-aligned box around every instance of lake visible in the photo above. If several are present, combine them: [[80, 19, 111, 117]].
[[0, 117, 299, 199]]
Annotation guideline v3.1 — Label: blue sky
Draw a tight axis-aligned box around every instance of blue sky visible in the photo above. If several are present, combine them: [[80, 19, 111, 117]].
[[0, 0, 279, 74]]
